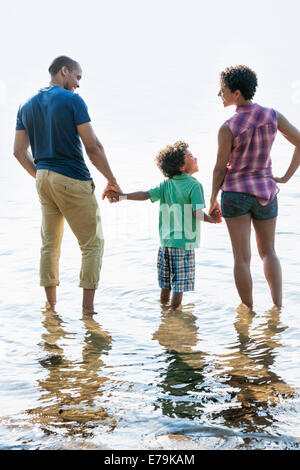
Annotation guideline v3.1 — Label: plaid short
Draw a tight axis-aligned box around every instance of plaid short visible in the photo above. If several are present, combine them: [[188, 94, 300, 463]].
[[157, 246, 195, 293]]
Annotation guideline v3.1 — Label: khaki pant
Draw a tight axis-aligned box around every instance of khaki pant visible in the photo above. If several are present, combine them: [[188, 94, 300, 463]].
[[36, 169, 104, 289]]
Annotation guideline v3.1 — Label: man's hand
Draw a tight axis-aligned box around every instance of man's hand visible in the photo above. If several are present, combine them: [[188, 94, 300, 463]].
[[103, 189, 123, 202], [102, 183, 123, 203]]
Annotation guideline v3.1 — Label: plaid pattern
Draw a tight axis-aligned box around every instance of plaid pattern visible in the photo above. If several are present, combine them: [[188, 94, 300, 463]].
[[157, 246, 195, 293], [221, 104, 279, 206]]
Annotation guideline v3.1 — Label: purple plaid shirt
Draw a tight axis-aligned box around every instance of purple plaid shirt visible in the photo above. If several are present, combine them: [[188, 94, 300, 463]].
[[221, 103, 279, 206]]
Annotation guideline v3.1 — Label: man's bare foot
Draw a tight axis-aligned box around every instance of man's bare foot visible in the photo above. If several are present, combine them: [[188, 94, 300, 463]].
[[82, 308, 98, 315], [44, 301, 56, 312]]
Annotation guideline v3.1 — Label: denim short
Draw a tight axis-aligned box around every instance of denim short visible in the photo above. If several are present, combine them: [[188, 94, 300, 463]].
[[221, 191, 278, 220]]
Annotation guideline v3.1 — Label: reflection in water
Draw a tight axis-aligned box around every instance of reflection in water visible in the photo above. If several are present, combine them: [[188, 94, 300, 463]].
[[152, 303, 297, 442], [214, 305, 295, 432], [152, 306, 207, 419], [27, 307, 115, 437]]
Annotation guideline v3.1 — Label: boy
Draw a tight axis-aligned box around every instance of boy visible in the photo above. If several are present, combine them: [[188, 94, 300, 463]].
[[105, 141, 221, 310]]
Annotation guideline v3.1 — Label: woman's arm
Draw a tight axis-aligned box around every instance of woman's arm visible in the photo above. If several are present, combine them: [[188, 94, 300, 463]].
[[209, 123, 233, 214], [274, 112, 300, 183]]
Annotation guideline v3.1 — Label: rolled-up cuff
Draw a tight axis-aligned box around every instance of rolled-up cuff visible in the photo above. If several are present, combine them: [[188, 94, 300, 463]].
[[79, 281, 99, 290]]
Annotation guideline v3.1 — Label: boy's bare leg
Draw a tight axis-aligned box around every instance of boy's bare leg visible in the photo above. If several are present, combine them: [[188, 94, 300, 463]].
[[45, 286, 56, 310], [82, 288, 96, 314], [171, 292, 183, 310], [160, 288, 171, 305]]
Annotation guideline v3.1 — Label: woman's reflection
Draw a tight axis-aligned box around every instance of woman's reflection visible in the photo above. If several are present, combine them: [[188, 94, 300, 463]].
[[215, 305, 294, 432]]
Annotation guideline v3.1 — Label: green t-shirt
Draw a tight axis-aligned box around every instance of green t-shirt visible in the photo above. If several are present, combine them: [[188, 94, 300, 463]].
[[148, 173, 206, 250]]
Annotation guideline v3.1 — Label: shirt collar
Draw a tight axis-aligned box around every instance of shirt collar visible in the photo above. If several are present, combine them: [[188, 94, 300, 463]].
[[235, 103, 257, 113], [173, 173, 191, 180]]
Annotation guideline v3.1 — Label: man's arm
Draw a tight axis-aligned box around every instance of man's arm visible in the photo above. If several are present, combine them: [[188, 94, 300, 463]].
[[77, 122, 121, 196], [13, 130, 36, 178], [274, 112, 300, 183], [209, 123, 233, 214]]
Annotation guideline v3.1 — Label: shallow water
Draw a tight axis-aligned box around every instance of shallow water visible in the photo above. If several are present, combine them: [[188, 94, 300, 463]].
[[1, 0, 300, 449], [1, 164, 300, 450]]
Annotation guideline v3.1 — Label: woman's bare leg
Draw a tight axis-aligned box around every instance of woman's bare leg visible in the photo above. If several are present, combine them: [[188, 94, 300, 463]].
[[252, 217, 282, 308], [225, 213, 253, 308]]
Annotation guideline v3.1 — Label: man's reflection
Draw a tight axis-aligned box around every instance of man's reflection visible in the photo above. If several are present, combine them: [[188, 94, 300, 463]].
[[27, 307, 115, 436]]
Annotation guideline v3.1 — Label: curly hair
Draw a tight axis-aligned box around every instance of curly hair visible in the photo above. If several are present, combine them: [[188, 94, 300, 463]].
[[220, 65, 258, 100], [155, 141, 189, 178]]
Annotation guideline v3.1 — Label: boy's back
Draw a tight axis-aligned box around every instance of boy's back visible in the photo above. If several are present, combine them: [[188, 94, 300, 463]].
[[149, 173, 206, 250]]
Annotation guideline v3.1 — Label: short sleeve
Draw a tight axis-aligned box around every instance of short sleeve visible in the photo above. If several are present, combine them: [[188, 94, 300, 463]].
[[190, 182, 206, 211], [16, 106, 25, 131], [72, 94, 91, 126], [148, 184, 161, 203]]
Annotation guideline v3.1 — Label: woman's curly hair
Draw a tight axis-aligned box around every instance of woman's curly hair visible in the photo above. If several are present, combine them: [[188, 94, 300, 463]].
[[155, 140, 189, 178], [220, 65, 258, 100]]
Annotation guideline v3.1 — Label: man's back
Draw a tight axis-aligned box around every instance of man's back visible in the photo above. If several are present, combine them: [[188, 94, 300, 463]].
[[16, 86, 91, 180]]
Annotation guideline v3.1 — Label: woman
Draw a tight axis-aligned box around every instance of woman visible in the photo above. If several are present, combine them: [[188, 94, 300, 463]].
[[209, 65, 300, 310]]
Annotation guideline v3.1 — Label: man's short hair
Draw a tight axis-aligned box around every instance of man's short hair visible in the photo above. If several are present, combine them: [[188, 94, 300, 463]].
[[220, 65, 258, 100], [155, 141, 189, 178], [48, 56, 79, 77]]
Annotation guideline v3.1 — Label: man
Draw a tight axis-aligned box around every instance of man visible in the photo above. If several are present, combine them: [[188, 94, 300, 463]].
[[14, 55, 120, 314]]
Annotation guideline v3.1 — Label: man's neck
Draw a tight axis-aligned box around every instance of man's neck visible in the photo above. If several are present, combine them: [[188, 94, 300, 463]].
[[49, 78, 63, 88]]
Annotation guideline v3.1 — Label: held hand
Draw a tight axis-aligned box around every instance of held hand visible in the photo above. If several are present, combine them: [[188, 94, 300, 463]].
[[104, 190, 123, 202], [210, 208, 222, 223], [209, 199, 222, 216], [102, 182, 123, 203]]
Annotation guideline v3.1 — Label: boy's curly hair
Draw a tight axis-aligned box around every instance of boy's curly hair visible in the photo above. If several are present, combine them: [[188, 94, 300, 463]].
[[155, 140, 189, 178], [220, 65, 258, 100]]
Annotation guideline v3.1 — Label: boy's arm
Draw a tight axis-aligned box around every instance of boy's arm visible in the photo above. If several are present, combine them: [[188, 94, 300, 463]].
[[105, 190, 150, 201]]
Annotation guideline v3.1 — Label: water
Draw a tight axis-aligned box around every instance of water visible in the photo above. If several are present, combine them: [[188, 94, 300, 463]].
[[1, 0, 300, 451]]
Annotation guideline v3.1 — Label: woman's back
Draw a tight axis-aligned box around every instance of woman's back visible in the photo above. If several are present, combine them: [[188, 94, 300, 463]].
[[221, 103, 278, 205]]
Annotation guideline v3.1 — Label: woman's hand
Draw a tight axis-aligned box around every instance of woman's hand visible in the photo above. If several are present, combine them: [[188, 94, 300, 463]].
[[272, 175, 288, 184], [209, 198, 222, 216]]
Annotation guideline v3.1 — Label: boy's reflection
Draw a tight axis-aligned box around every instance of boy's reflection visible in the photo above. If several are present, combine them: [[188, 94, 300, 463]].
[[152, 306, 207, 419], [27, 308, 115, 436]]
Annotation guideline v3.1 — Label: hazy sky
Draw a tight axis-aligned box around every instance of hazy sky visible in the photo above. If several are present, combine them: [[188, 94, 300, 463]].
[[1, 0, 300, 177]]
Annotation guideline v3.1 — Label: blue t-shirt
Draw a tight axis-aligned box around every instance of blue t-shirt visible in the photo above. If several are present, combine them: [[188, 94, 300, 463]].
[[16, 85, 92, 180]]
